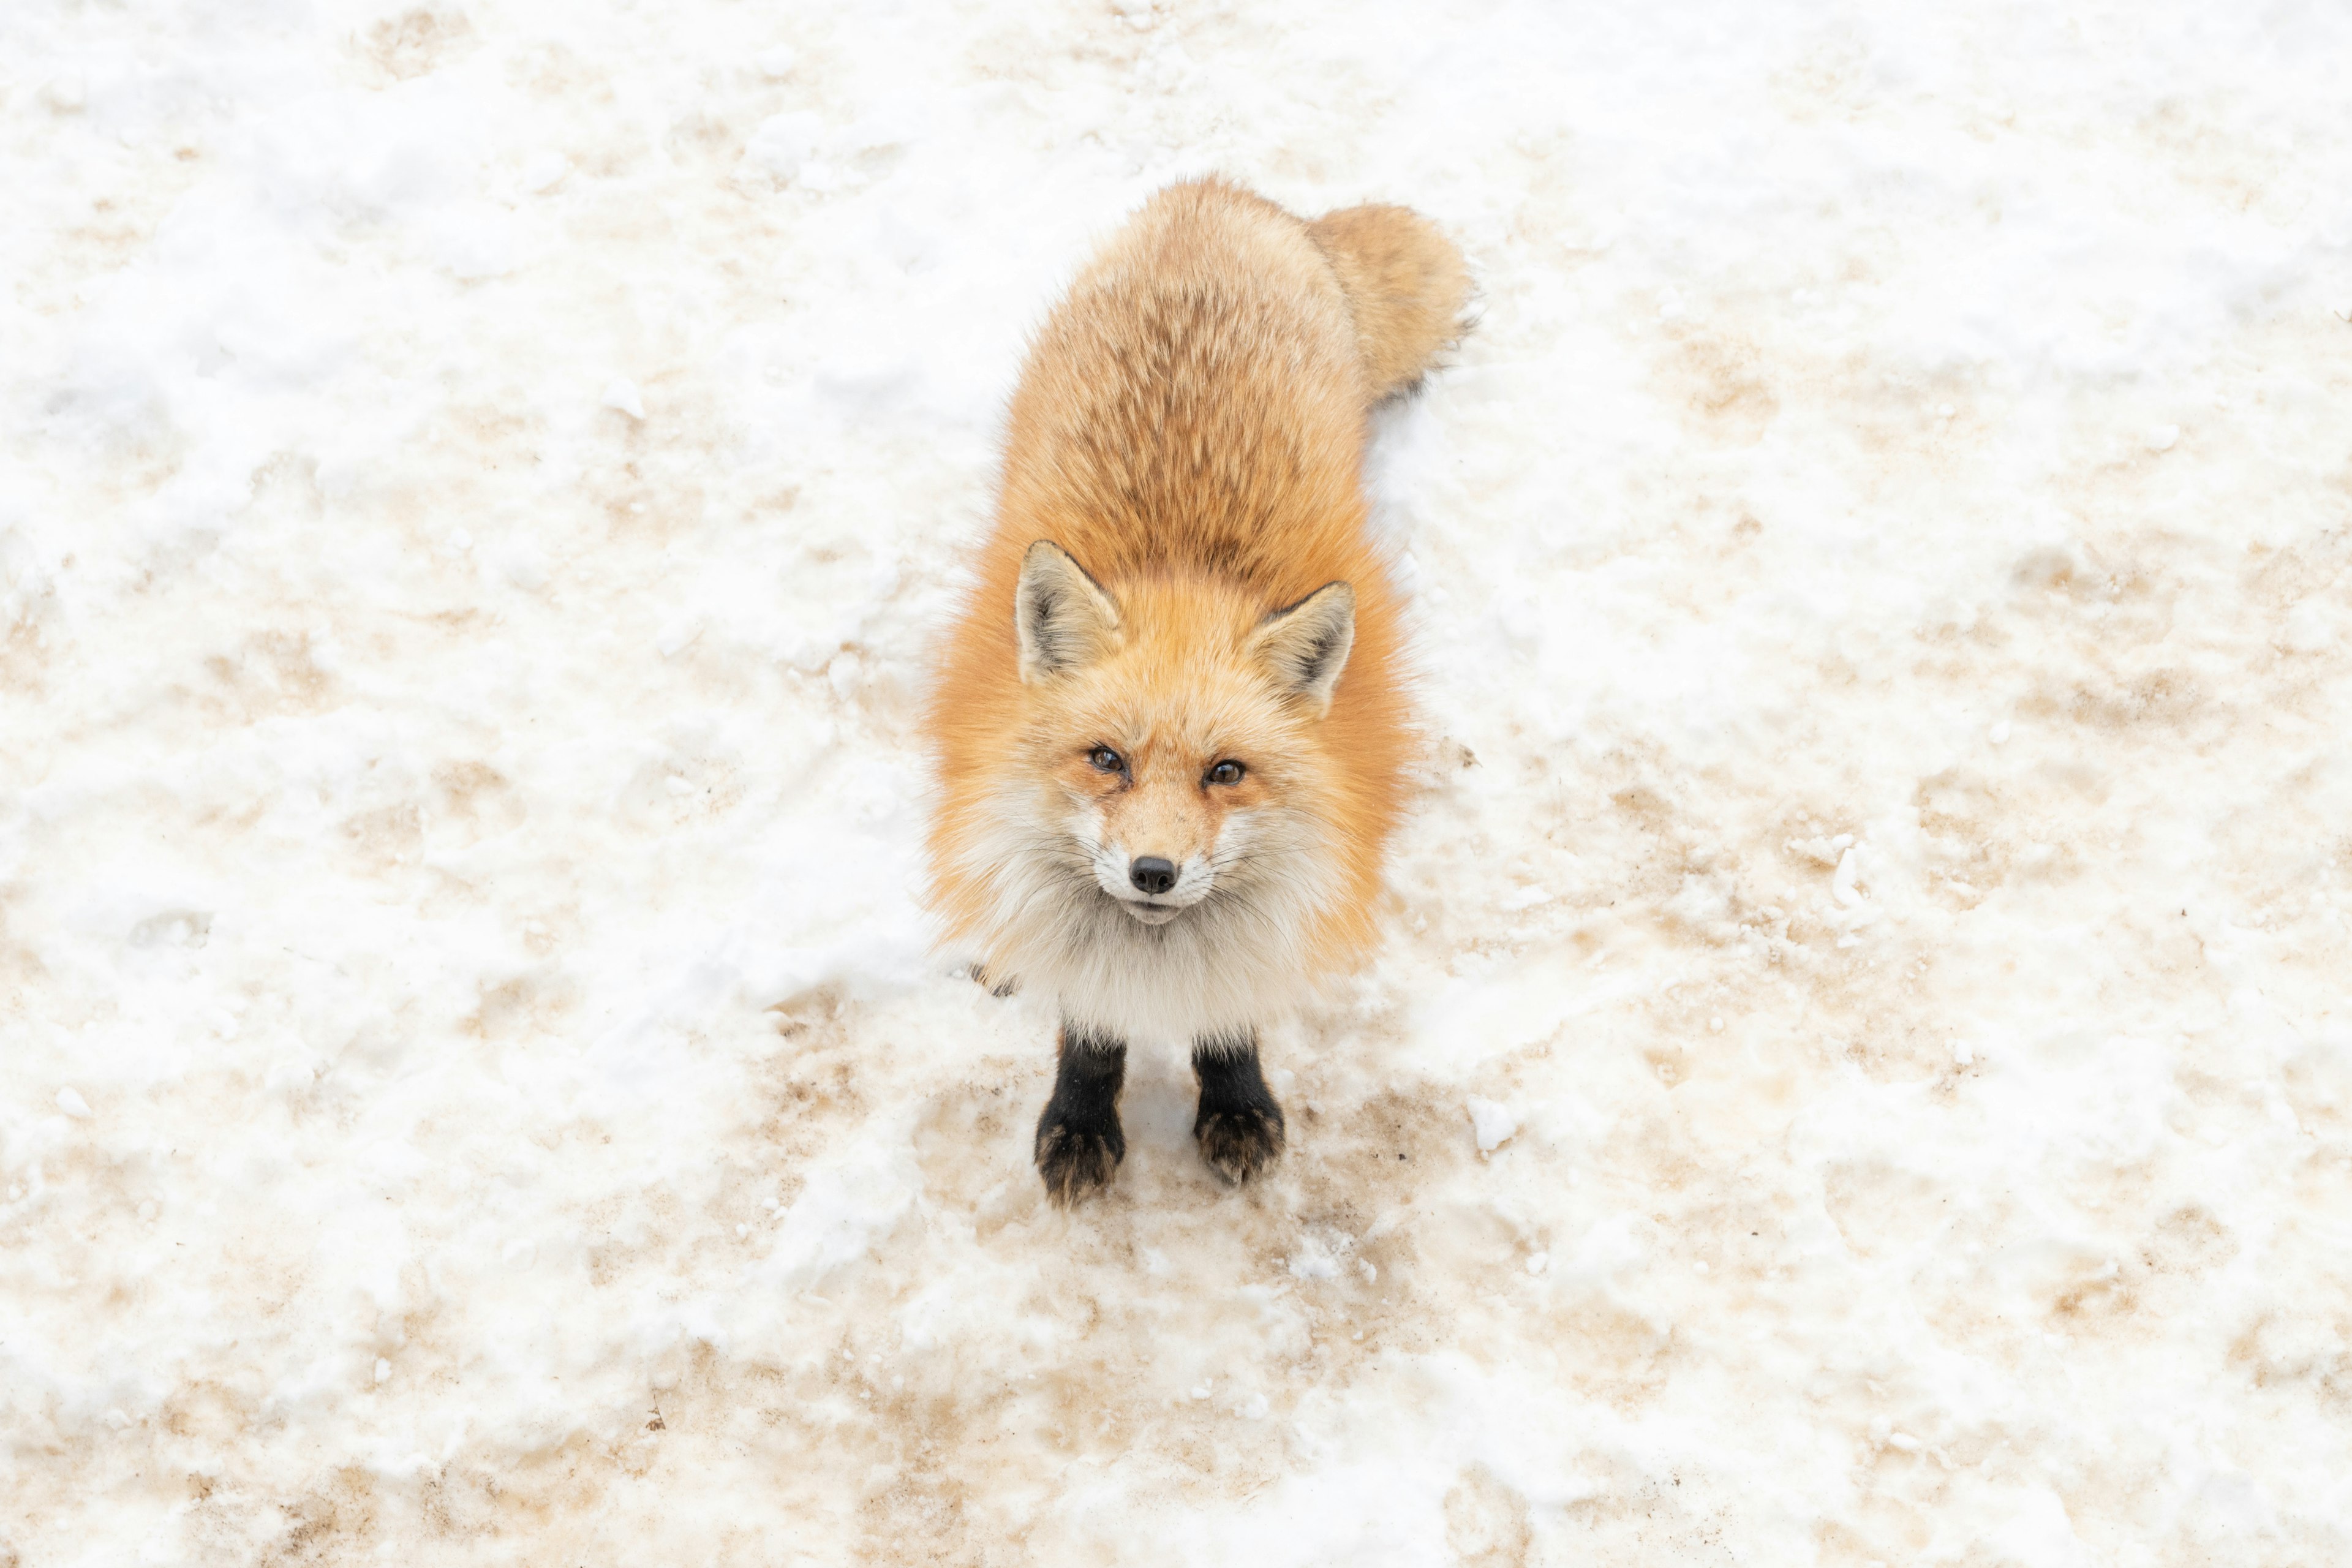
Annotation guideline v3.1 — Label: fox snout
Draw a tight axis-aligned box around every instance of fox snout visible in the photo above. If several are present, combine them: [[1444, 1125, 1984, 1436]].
[[1091, 832, 1214, 924]]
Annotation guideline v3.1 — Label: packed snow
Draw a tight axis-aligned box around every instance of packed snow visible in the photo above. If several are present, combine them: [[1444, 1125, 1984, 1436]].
[[6, 1, 2351, 1563]]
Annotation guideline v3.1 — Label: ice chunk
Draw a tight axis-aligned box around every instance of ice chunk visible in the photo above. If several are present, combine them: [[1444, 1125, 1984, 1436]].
[[1831, 848, 1865, 908], [1466, 1096, 1518, 1153], [747, 111, 824, 181], [601, 378, 645, 419]]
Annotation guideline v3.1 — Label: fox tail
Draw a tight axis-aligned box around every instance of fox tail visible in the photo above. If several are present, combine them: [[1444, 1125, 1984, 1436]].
[[1308, 202, 1472, 404]]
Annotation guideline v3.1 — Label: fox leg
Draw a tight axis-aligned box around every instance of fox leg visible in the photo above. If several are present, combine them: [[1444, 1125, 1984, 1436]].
[[1193, 1031, 1286, 1185], [1034, 1024, 1126, 1204]]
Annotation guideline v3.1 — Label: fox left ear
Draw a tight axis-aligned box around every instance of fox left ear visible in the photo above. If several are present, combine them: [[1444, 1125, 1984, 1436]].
[[1250, 581, 1355, 715]]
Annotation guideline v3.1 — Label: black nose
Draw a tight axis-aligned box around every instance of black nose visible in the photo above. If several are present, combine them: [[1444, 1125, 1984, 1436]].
[[1129, 856, 1177, 895]]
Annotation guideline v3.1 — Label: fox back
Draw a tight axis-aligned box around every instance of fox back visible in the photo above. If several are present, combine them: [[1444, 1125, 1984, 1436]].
[[928, 178, 1465, 1051]]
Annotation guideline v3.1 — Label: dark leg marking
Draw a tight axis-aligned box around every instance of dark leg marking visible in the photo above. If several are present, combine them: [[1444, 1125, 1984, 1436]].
[[967, 963, 1019, 998], [1193, 1031, 1285, 1185], [1034, 1025, 1126, 1205]]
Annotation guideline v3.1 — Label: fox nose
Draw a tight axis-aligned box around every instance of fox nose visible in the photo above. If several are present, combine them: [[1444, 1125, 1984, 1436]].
[[1129, 856, 1178, 895]]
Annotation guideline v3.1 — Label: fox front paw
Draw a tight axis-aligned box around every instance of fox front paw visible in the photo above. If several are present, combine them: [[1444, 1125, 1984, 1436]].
[[1035, 1112, 1124, 1204], [1195, 1101, 1285, 1185], [1036, 1028, 1126, 1205], [1193, 1035, 1286, 1186]]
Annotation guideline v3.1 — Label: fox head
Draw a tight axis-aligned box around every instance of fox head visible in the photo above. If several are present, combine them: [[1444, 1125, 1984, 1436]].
[[1014, 537, 1355, 920], [944, 539, 1359, 1038]]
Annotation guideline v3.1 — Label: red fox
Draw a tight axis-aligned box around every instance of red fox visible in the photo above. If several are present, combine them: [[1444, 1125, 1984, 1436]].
[[927, 178, 1468, 1203]]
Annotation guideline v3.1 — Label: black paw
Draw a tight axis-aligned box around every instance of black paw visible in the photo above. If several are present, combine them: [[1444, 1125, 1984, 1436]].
[[1195, 1101, 1285, 1185], [1035, 1112, 1124, 1205], [1193, 1035, 1286, 1186], [1035, 1027, 1126, 1205]]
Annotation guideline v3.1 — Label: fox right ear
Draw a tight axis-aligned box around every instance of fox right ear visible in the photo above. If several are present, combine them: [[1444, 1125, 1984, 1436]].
[[1015, 541, 1121, 682]]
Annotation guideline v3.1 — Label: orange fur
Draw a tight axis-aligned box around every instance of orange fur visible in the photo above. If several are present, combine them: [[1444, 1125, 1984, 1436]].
[[927, 178, 1465, 1033]]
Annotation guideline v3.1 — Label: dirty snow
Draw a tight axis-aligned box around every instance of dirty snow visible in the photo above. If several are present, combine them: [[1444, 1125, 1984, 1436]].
[[6, 1, 2351, 1564]]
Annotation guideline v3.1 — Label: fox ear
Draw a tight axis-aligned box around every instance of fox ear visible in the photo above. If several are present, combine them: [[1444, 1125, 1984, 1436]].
[[1250, 581, 1355, 715], [1015, 541, 1121, 682]]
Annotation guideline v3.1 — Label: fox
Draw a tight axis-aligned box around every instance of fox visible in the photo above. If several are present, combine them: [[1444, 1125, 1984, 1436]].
[[926, 176, 1468, 1204]]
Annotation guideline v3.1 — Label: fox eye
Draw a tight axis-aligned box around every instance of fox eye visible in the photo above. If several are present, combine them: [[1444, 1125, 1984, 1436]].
[[1205, 759, 1245, 786], [1087, 746, 1125, 774]]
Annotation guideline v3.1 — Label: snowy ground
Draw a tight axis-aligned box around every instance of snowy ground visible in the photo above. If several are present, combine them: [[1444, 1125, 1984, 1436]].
[[7, 1, 2352, 1563]]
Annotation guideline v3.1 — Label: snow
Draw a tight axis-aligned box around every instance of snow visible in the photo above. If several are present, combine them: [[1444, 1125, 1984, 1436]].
[[5, 0, 2351, 1564]]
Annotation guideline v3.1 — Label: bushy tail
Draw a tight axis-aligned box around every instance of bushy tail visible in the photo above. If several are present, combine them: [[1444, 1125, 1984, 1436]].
[[1308, 203, 1471, 403]]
